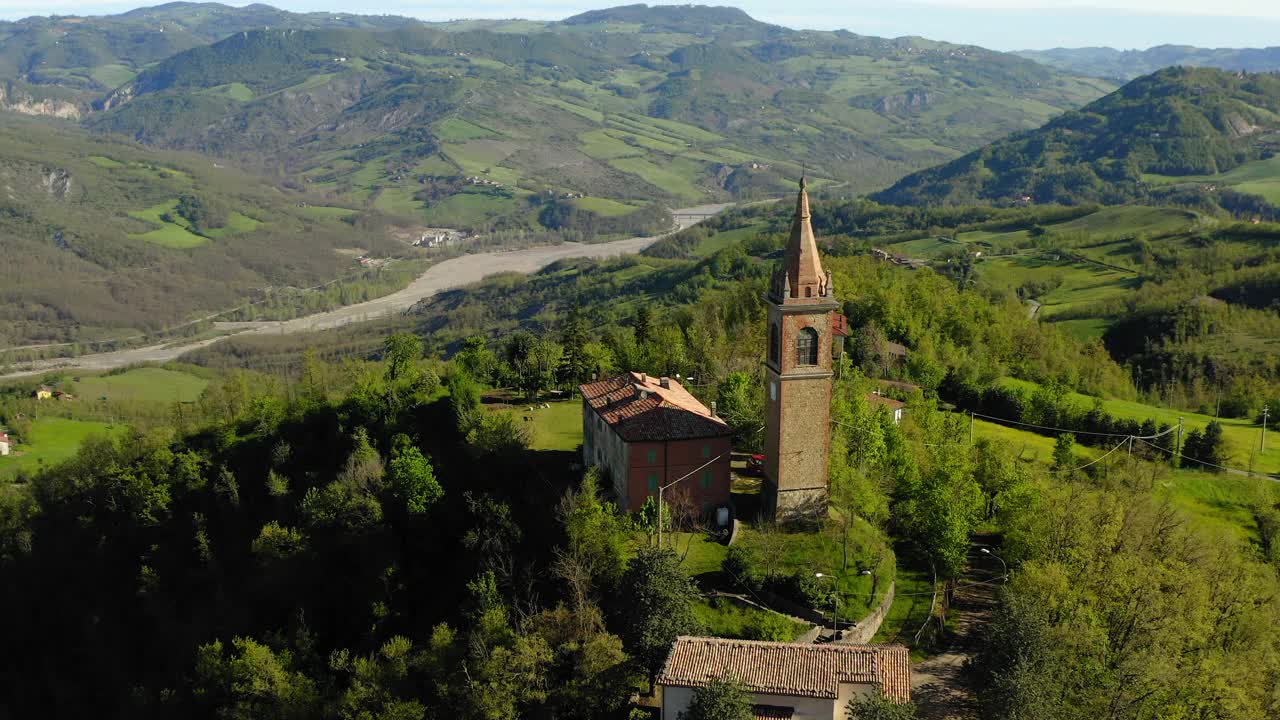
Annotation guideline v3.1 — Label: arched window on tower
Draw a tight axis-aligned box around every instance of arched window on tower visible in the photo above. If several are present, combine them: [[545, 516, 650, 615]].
[[795, 327, 818, 366], [769, 323, 780, 365]]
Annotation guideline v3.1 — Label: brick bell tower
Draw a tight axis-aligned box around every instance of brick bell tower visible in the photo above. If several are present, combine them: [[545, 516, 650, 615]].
[[763, 177, 837, 520]]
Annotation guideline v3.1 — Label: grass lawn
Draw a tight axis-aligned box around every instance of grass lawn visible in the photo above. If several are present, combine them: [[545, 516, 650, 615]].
[[693, 596, 812, 642], [524, 399, 582, 452], [88, 155, 124, 168], [667, 531, 730, 578], [0, 418, 125, 480], [872, 548, 935, 652], [206, 212, 262, 238], [735, 519, 894, 620], [71, 367, 208, 404]]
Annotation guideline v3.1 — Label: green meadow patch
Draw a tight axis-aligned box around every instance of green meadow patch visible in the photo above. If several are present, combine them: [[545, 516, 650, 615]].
[[0, 418, 125, 480], [72, 367, 209, 404], [88, 155, 124, 168], [435, 117, 496, 142]]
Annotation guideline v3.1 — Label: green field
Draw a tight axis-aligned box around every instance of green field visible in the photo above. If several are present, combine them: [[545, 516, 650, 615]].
[[435, 117, 496, 142], [0, 418, 125, 480], [132, 224, 208, 248], [200, 82, 254, 102], [71, 367, 209, 404], [89, 63, 137, 89], [1144, 155, 1280, 204], [88, 155, 124, 168], [997, 377, 1280, 474], [609, 156, 705, 200], [572, 197, 637, 217], [296, 205, 358, 219]]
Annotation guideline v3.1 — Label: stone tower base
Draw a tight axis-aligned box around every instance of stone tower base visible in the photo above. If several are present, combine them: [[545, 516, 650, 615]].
[[766, 484, 827, 524]]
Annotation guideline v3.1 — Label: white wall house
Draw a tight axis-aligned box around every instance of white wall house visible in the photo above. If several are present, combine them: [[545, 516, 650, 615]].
[[0, 432, 10, 456], [658, 636, 911, 720]]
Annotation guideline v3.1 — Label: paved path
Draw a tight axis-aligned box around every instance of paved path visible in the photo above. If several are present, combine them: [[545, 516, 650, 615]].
[[911, 543, 1003, 720], [1, 204, 731, 379]]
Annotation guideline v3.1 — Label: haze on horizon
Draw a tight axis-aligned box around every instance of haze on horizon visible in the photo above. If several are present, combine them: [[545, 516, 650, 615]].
[[1, 0, 1278, 52]]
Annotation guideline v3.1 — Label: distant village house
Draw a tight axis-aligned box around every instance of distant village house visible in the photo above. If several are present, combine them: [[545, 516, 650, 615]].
[[32, 386, 52, 400], [867, 392, 906, 424], [0, 432, 10, 456]]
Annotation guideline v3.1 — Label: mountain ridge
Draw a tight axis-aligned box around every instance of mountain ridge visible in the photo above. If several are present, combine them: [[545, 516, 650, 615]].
[[871, 67, 1280, 210]]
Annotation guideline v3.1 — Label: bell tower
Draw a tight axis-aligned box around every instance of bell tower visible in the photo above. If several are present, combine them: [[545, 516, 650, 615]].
[[763, 177, 837, 520]]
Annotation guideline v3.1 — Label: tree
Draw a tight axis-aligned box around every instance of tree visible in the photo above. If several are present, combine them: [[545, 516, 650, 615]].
[[614, 546, 703, 682], [445, 370, 482, 433], [634, 304, 654, 344], [679, 677, 752, 720], [1052, 433, 1077, 474], [383, 333, 423, 385], [387, 435, 442, 515], [715, 371, 764, 452], [847, 695, 918, 720], [454, 336, 499, 384], [192, 637, 320, 720]]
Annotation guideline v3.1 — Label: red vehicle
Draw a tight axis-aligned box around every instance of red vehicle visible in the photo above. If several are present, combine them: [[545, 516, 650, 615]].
[[746, 454, 765, 475]]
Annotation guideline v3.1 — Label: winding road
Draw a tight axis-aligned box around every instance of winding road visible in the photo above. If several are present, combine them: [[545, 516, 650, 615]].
[[1, 204, 730, 380]]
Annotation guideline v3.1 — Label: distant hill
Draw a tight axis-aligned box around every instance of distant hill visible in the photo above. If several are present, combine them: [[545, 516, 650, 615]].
[[68, 3, 1113, 227], [872, 67, 1280, 210], [1018, 45, 1280, 81], [0, 2, 415, 108], [0, 115, 407, 348]]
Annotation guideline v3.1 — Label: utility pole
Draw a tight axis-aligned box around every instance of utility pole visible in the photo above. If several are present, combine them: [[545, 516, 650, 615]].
[[1176, 417, 1184, 467], [1263, 405, 1270, 453], [969, 411, 975, 446]]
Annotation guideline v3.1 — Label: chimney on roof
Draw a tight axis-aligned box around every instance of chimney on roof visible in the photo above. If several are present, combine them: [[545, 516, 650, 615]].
[[639, 372, 647, 383], [710, 401, 717, 417], [660, 376, 671, 389], [591, 372, 598, 381]]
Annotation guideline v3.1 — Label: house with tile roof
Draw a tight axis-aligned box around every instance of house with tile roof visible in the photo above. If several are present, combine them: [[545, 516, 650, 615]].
[[0, 432, 9, 457], [579, 372, 732, 513], [658, 636, 911, 719], [867, 393, 906, 425]]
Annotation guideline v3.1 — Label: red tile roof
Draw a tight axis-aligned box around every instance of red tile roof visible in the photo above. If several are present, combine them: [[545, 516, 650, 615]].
[[579, 372, 729, 442], [867, 393, 906, 410], [657, 636, 911, 703]]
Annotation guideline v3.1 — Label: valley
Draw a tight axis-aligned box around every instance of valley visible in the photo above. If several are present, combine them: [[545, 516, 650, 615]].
[[2, 4, 1280, 720], [0, 203, 729, 378]]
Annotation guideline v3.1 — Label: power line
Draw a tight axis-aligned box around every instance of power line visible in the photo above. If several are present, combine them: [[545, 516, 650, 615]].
[[1134, 438, 1280, 483], [972, 411, 1175, 440]]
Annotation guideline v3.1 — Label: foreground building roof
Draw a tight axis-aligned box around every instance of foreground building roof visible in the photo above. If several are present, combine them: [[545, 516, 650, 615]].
[[579, 372, 729, 442], [657, 636, 911, 703]]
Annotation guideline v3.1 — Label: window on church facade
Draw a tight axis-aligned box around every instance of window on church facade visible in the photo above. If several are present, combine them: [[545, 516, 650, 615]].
[[769, 323, 780, 365], [796, 327, 818, 366]]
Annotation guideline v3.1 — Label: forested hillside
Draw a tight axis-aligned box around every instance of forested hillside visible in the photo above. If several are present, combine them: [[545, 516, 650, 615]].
[[0, 3, 1114, 227], [3, 191, 1278, 718], [1018, 44, 1280, 81], [873, 68, 1280, 210], [0, 115, 414, 348]]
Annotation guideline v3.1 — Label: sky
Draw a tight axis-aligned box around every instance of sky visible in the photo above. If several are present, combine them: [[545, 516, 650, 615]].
[[2, 0, 1278, 50]]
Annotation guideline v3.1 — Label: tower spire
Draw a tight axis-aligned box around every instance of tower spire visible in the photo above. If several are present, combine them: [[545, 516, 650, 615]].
[[778, 176, 825, 299]]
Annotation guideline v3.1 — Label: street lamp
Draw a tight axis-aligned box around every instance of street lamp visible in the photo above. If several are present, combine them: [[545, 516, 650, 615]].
[[814, 573, 840, 636], [980, 547, 1008, 582]]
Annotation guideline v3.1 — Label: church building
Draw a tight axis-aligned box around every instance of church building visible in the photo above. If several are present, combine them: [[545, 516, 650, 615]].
[[763, 178, 839, 520]]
